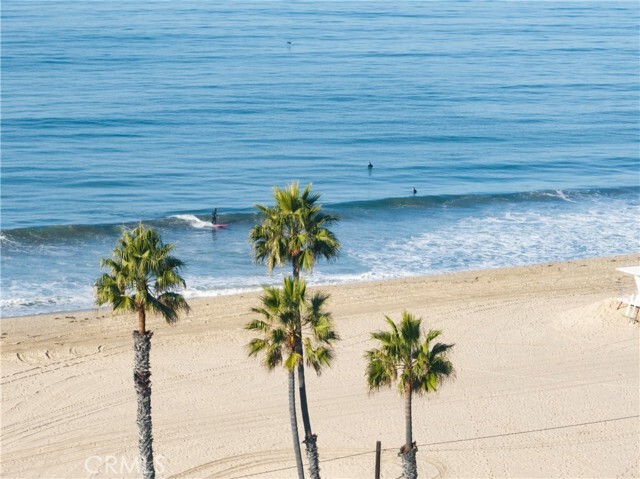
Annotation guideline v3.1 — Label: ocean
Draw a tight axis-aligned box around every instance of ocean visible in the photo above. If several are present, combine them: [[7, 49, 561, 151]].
[[1, 1, 638, 317]]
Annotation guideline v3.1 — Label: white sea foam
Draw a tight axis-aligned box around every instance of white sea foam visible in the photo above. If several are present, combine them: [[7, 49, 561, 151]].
[[0, 295, 92, 318], [0, 232, 19, 245], [0, 282, 95, 318], [537, 190, 574, 202], [349, 201, 640, 279], [181, 268, 412, 299], [172, 214, 213, 229]]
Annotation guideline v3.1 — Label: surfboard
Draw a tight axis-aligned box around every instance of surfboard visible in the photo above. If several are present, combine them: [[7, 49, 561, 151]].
[[211, 223, 229, 229]]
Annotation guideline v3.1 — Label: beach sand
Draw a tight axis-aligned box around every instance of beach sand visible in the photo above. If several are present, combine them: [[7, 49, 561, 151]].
[[1, 254, 639, 478]]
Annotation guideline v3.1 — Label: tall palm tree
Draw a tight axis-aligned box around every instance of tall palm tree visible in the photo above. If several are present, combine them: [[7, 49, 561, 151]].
[[95, 225, 190, 479], [365, 311, 454, 479], [246, 277, 338, 479], [249, 182, 340, 479]]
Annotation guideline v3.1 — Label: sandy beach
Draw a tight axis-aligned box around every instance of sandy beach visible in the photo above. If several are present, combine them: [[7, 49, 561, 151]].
[[1, 254, 638, 478]]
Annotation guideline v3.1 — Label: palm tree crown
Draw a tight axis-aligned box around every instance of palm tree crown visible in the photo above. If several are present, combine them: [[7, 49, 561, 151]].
[[246, 276, 338, 373], [96, 224, 190, 332], [249, 182, 340, 278], [366, 311, 454, 397]]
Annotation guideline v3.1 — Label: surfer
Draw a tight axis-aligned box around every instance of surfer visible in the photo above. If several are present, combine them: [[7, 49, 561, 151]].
[[368, 161, 373, 169], [211, 208, 218, 225], [412, 187, 417, 195]]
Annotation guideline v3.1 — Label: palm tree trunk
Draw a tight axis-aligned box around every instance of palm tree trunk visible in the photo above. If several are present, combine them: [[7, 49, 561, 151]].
[[293, 261, 300, 280], [399, 383, 418, 479], [133, 330, 155, 479], [292, 255, 319, 478], [399, 443, 418, 479], [289, 370, 305, 479], [404, 383, 412, 447], [297, 357, 320, 479], [138, 307, 146, 334]]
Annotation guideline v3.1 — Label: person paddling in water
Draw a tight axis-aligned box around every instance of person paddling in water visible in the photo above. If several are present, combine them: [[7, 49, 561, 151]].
[[211, 208, 218, 225]]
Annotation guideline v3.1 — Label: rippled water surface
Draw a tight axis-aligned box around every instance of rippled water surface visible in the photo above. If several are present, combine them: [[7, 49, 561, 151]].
[[2, 1, 638, 316]]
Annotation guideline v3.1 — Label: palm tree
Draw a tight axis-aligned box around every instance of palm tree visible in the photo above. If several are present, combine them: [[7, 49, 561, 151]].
[[249, 182, 340, 478], [246, 277, 338, 479], [95, 225, 190, 479], [365, 311, 454, 479]]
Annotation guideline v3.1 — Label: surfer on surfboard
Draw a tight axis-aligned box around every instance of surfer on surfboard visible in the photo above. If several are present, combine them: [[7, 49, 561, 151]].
[[210, 209, 229, 229]]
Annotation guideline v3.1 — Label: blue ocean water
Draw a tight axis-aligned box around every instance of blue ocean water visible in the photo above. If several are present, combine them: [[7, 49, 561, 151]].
[[1, 1, 639, 317]]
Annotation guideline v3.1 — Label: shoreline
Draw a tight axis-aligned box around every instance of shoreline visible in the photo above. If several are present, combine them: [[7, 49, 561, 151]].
[[2, 253, 638, 478], [3, 252, 639, 322]]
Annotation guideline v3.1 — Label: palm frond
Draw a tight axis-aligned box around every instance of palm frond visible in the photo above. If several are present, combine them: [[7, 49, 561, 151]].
[[264, 344, 283, 370], [284, 351, 302, 371], [245, 319, 271, 332], [399, 311, 422, 345], [423, 328, 442, 344], [270, 327, 288, 344], [303, 338, 334, 374], [365, 350, 397, 391], [247, 338, 269, 357], [429, 341, 454, 357], [111, 293, 136, 314], [95, 273, 124, 306], [158, 292, 191, 323]]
